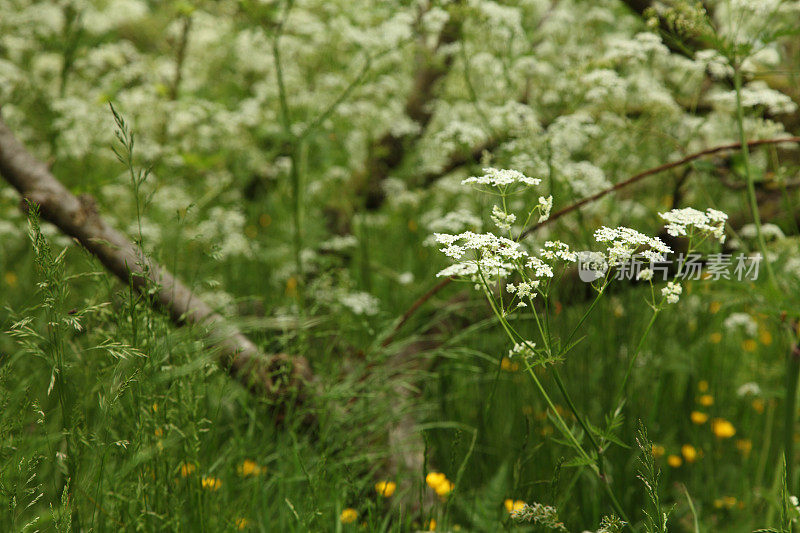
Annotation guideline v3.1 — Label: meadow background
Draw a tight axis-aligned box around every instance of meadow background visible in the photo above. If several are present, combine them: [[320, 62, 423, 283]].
[[1, 0, 800, 531]]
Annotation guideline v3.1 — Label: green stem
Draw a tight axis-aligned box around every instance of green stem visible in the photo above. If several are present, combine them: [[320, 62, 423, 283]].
[[785, 346, 800, 496], [613, 310, 660, 409]]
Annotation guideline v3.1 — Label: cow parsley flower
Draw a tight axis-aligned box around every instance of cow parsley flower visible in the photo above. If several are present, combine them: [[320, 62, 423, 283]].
[[659, 207, 727, 243], [537, 196, 553, 222], [540, 241, 577, 262], [491, 205, 517, 231], [462, 168, 542, 189], [508, 342, 536, 358], [594, 226, 672, 266], [661, 281, 682, 304]]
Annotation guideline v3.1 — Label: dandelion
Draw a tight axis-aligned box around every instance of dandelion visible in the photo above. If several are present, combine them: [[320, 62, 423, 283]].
[[681, 444, 698, 463], [201, 476, 222, 491], [374, 480, 396, 497], [699, 394, 714, 407], [712, 418, 736, 438], [691, 411, 708, 425], [237, 459, 263, 477], [667, 454, 682, 468], [340, 508, 358, 524], [235, 517, 248, 530]]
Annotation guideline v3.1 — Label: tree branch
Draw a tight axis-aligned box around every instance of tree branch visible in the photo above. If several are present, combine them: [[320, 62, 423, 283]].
[[0, 117, 311, 400]]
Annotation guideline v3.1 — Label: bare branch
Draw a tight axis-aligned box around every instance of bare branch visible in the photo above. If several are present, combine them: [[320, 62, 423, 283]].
[[0, 117, 312, 400]]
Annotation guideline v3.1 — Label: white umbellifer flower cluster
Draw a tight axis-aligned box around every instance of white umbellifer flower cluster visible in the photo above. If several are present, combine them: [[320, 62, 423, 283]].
[[462, 168, 542, 189], [707, 81, 798, 115], [433, 231, 526, 280], [736, 382, 762, 397], [339, 291, 380, 316], [537, 196, 553, 222], [540, 241, 577, 262], [491, 205, 517, 231], [723, 313, 758, 336], [659, 207, 728, 243], [661, 281, 682, 304], [508, 342, 535, 359], [593, 226, 672, 265], [638, 268, 653, 281], [740, 222, 785, 241], [507, 281, 540, 298], [694, 49, 734, 79]]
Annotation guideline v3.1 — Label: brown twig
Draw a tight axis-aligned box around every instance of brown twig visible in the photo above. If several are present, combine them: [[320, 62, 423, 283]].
[[381, 136, 800, 346], [0, 117, 312, 399]]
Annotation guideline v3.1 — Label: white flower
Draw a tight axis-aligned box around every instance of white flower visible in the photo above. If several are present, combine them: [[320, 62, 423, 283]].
[[541, 241, 577, 262], [659, 207, 728, 243], [462, 167, 542, 188], [724, 313, 758, 337], [339, 291, 379, 316], [661, 281, 682, 304], [736, 382, 762, 397], [594, 226, 672, 266], [491, 205, 517, 231], [638, 268, 653, 281], [537, 196, 553, 222], [509, 342, 536, 358]]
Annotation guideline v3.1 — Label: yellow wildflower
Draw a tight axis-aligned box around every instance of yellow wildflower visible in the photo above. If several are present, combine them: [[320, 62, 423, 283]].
[[426, 518, 436, 531], [340, 508, 358, 524], [698, 394, 714, 407], [690, 411, 708, 425], [375, 481, 396, 497], [698, 380, 709, 392], [500, 357, 519, 372], [752, 398, 765, 414], [736, 439, 752, 457], [504, 499, 525, 513], [759, 329, 773, 346], [235, 518, 248, 530], [742, 339, 757, 352], [3, 272, 17, 287], [712, 418, 736, 439], [201, 476, 221, 491], [651, 444, 665, 458], [426, 472, 446, 489], [180, 462, 196, 477], [710, 332, 722, 344], [667, 455, 682, 468], [237, 459, 263, 477], [709, 301, 721, 314], [681, 444, 698, 463]]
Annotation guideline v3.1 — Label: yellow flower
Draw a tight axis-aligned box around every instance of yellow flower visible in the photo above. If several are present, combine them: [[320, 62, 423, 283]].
[[426, 472, 447, 489], [709, 301, 721, 314], [698, 380, 709, 392], [179, 462, 196, 477], [500, 357, 519, 372], [286, 277, 298, 297], [434, 480, 454, 497], [3, 272, 17, 287], [154, 427, 163, 438], [759, 329, 773, 346], [736, 439, 752, 457], [742, 339, 757, 352], [340, 508, 358, 524], [698, 394, 714, 407], [504, 499, 525, 513], [237, 459, 263, 477], [690, 411, 708, 425], [235, 517, 248, 530], [712, 418, 736, 439], [710, 332, 722, 344], [375, 481, 396, 497], [426, 518, 437, 531], [651, 444, 665, 458], [752, 398, 765, 414], [681, 444, 698, 463], [667, 455, 682, 468], [201, 476, 221, 491]]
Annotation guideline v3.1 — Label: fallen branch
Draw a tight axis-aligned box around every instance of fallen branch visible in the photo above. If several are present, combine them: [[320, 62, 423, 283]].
[[382, 136, 800, 345], [0, 117, 311, 399]]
